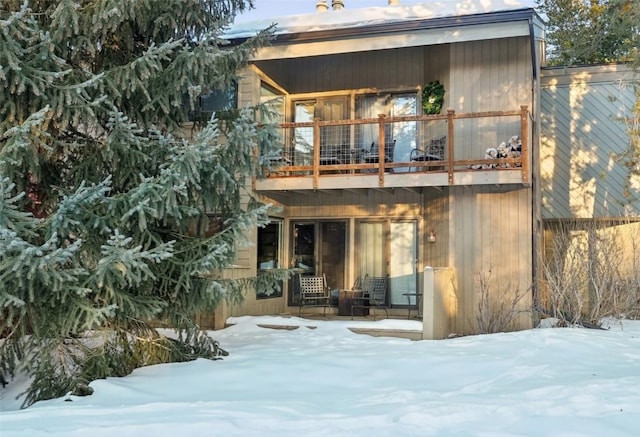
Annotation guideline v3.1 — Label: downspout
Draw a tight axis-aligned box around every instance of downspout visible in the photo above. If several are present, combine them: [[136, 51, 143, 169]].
[[528, 15, 542, 320]]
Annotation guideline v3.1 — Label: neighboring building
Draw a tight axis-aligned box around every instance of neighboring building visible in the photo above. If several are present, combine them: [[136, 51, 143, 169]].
[[204, 1, 548, 337], [541, 64, 639, 221], [539, 64, 640, 311]]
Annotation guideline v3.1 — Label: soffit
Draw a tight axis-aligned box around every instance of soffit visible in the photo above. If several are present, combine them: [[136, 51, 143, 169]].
[[251, 20, 530, 61]]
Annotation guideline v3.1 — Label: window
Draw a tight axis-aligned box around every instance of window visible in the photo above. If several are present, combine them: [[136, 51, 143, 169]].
[[199, 83, 237, 113], [260, 83, 285, 123], [189, 81, 238, 121], [257, 220, 283, 298]]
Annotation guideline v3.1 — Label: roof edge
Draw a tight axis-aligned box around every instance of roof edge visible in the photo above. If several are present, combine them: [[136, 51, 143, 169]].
[[229, 8, 539, 45]]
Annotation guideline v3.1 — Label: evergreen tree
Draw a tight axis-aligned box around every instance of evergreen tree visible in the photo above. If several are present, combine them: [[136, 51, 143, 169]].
[[0, 0, 284, 407], [536, 0, 639, 65]]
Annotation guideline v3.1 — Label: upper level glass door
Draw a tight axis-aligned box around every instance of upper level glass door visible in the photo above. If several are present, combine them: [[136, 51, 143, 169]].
[[293, 97, 349, 166], [356, 92, 417, 168], [293, 101, 315, 166]]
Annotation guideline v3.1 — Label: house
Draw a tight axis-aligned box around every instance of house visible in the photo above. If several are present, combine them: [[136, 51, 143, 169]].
[[201, 0, 547, 337]]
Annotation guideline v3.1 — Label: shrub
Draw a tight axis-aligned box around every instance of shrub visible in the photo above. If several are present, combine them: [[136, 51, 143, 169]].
[[540, 220, 640, 326], [474, 270, 531, 334]]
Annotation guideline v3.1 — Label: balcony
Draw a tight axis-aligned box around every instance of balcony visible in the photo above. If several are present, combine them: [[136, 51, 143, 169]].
[[256, 107, 530, 193]]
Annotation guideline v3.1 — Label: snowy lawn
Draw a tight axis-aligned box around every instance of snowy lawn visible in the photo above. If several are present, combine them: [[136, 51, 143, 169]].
[[2, 316, 640, 436]]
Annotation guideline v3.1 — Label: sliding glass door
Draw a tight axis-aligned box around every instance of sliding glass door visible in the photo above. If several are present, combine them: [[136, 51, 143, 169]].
[[289, 221, 346, 306], [358, 220, 417, 307], [293, 98, 349, 166], [358, 222, 386, 278], [389, 221, 418, 305], [356, 93, 417, 170]]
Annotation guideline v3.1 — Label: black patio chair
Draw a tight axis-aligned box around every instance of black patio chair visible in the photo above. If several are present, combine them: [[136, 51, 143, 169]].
[[351, 276, 389, 319], [363, 140, 396, 172]]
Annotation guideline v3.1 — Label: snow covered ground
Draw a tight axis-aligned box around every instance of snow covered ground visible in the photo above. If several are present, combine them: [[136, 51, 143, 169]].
[[2, 316, 640, 436]]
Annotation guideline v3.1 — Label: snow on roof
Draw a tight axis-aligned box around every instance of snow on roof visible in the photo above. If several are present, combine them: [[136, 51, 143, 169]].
[[225, 0, 536, 39]]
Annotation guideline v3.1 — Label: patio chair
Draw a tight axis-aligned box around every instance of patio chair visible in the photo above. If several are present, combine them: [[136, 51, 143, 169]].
[[351, 276, 389, 319], [410, 136, 446, 172], [363, 140, 396, 171], [319, 145, 343, 166], [298, 274, 332, 316]]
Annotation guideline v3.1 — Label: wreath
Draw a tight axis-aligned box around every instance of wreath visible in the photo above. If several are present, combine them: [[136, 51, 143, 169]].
[[422, 80, 445, 115]]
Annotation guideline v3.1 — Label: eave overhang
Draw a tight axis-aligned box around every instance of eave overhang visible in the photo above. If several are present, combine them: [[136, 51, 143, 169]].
[[230, 9, 543, 61]]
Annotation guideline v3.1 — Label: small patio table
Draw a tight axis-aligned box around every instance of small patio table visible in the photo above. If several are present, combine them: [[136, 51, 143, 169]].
[[402, 292, 422, 319]]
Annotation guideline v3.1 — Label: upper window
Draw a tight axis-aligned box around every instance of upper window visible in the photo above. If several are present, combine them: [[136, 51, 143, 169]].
[[189, 81, 238, 122], [199, 82, 237, 113], [260, 83, 285, 123]]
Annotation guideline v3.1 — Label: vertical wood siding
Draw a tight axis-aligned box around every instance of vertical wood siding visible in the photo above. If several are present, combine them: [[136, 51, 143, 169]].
[[449, 186, 533, 334], [217, 68, 287, 321], [540, 65, 638, 219], [449, 37, 533, 161], [255, 45, 449, 94]]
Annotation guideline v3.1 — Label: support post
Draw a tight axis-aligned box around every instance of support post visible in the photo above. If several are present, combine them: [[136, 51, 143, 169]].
[[422, 266, 454, 340], [377, 114, 387, 186], [313, 117, 321, 189], [447, 110, 455, 185]]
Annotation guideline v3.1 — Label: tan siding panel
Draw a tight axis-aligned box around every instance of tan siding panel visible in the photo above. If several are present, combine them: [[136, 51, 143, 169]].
[[238, 68, 258, 107], [257, 47, 426, 94], [540, 66, 638, 219], [449, 37, 533, 161], [449, 186, 533, 334]]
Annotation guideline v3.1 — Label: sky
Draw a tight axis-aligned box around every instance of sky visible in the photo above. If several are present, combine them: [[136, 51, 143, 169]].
[[2, 315, 640, 436], [229, 0, 540, 37], [234, 0, 539, 23], [235, 0, 408, 23]]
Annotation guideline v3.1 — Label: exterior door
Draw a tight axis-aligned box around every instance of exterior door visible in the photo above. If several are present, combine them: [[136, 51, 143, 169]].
[[293, 101, 315, 166], [390, 94, 417, 170], [320, 97, 349, 151], [389, 221, 418, 305], [289, 221, 346, 306], [358, 220, 418, 307], [355, 93, 417, 169], [358, 222, 386, 278], [293, 97, 348, 166]]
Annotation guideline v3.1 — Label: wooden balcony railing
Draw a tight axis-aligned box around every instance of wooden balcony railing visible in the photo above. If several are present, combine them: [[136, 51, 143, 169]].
[[258, 106, 529, 189]]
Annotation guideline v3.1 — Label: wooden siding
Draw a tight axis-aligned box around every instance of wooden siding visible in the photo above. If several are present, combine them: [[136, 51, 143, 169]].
[[449, 37, 533, 161], [275, 189, 422, 216], [448, 186, 534, 334], [255, 45, 450, 95], [423, 190, 450, 269], [540, 65, 639, 219], [214, 68, 287, 323]]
